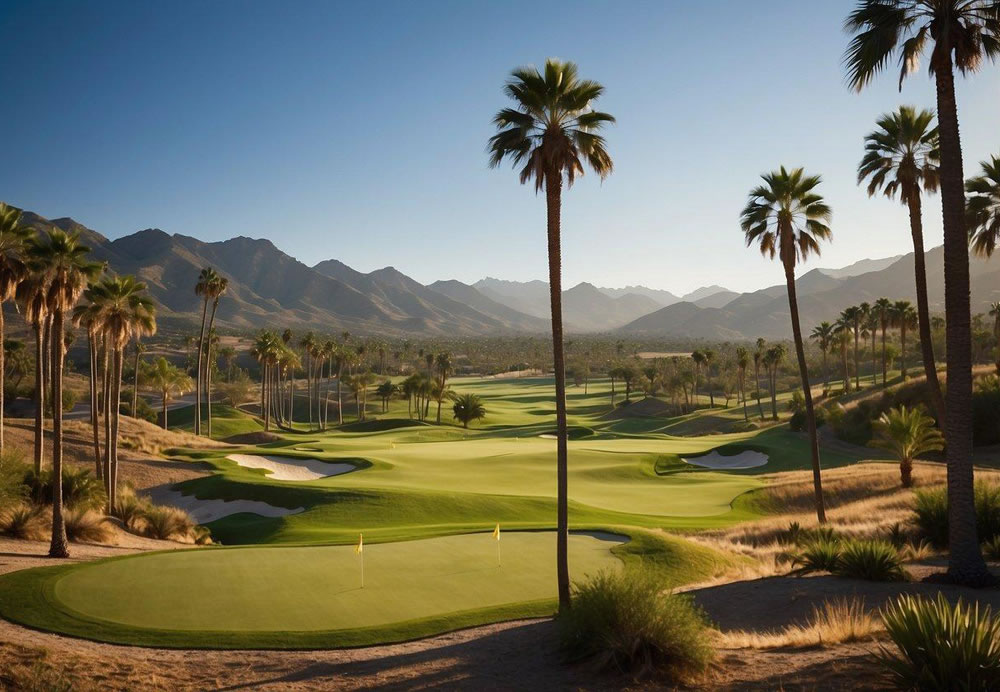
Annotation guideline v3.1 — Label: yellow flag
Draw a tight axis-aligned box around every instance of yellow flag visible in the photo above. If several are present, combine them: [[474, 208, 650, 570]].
[[355, 533, 364, 554], [492, 523, 500, 541]]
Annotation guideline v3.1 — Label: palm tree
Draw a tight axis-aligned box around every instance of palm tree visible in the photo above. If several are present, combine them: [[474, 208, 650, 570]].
[[130, 339, 146, 417], [841, 305, 863, 391], [488, 58, 614, 612], [810, 322, 835, 395], [735, 346, 750, 422], [834, 318, 853, 393], [763, 345, 785, 421], [858, 107, 945, 414], [193, 268, 218, 436], [452, 393, 486, 428], [72, 295, 104, 477], [16, 272, 49, 474], [431, 379, 453, 424], [28, 230, 102, 557], [0, 203, 33, 451], [845, 0, 1000, 586], [870, 405, 945, 488], [703, 349, 716, 407], [299, 332, 316, 430], [967, 154, 1000, 256], [203, 274, 228, 438], [376, 380, 395, 413], [146, 357, 193, 430], [690, 350, 704, 405], [891, 300, 918, 379], [990, 302, 1000, 376], [865, 308, 880, 385], [84, 275, 156, 509], [435, 352, 453, 423], [873, 297, 893, 386], [741, 166, 831, 523], [753, 338, 766, 419]]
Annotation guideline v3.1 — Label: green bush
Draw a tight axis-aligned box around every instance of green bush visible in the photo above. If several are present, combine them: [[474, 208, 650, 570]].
[[26, 467, 106, 511], [0, 448, 29, 510], [789, 537, 843, 574], [834, 540, 908, 582], [914, 482, 1000, 548], [879, 593, 1000, 691], [559, 568, 713, 679]]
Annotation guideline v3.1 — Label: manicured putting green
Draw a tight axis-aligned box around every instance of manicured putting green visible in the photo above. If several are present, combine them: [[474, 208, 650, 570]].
[[54, 532, 622, 633]]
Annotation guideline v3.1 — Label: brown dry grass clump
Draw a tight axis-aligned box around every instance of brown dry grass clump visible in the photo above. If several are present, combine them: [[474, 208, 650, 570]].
[[717, 597, 881, 649]]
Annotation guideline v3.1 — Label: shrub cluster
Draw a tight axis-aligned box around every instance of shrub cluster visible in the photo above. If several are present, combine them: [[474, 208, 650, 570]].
[[559, 568, 713, 680], [879, 593, 1000, 691], [913, 482, 1000, 548], [787, 534, 909, 582]]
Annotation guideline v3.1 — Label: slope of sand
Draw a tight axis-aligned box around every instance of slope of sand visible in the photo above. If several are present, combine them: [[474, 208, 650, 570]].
[[683, 450, 768, 469], [148, 487, 304, 523], [227, 454, 356, 481]]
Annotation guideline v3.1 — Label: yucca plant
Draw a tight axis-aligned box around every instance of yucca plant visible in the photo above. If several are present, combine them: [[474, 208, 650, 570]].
[[559, 568, 713, 679], [983, 536, 1000, 561], [63, 508, 112, 543], [0, 503, 46, 540], [914, 482, 1000, 548], [879, 594, 1000, 691], [788, 537, 843, 574], [834, 540, 909, 582], [141, 505, 195, 541]]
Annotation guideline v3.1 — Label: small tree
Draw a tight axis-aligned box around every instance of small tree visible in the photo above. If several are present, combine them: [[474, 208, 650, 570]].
[[870, 405, 944, 488], [452, 393, 486, 429]]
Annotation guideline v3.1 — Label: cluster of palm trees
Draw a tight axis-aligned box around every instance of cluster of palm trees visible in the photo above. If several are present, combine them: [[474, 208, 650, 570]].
[[0, 204, 157, 557], [810, 299, 920, 396], [399, 352, 453, 423], [194, 268, 228, 438]]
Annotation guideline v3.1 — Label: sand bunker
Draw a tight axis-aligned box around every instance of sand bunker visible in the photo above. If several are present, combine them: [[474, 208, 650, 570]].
[[227, 454, 356, 481], [150, 488, 304, 524], [682, 450, 769, 470]]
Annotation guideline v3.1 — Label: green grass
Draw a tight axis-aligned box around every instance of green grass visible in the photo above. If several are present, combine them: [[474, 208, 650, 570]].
[[0, 528, 734, 649], [169, 404, 265, 438]]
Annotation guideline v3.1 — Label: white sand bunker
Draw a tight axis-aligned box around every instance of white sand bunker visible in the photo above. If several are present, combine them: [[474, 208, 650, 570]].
[[227, 454, 356, 481], [150, 488, 304, 524], [682, 450, 769, 470]]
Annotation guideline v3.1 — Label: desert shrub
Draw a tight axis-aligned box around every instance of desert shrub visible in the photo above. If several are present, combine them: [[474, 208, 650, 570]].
[[217, 372, 254, 407], [113, 486, 151, 531], [63, 508, 112, 543], [193, 525, 214, 545], [913, 482, 1000, 548], [40, 387, 78, 416], [122, 394, 157, 423], [983, 536, 1000, 561], [0, 503, 47, 540], [788, 537, 843, 574], [834, 540, 909, 582], [141, 505, 195, 540], [26, 467, 106, 511], [719, 597, 880, 649], [886, 522, 908, 549], [559, 568, 713, 679], [879, 594, 1000, 691], [0, 447, 29, 510], [779, 523, 839, 548], [788, 406, 826, 433]]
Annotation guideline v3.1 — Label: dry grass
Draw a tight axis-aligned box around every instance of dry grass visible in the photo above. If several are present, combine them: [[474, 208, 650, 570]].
[[63, 508, 113, 544], [716, 598, 881, 650], [0, 504, 47, 541], [687, 463, 1000, 586]]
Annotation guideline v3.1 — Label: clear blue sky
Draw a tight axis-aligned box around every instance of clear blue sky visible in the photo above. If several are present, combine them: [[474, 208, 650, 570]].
[[2, 1, 999, 296]]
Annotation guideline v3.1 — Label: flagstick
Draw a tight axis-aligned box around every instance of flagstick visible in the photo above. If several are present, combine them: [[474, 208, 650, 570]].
[[497, 536, 501, 568], [361, 551, 365, 588]]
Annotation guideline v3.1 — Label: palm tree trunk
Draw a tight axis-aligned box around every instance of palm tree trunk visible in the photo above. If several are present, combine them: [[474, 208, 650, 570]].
[[821, 349, 828, 395], [162, 391, 168, 430], [32, 321, 44, 475], [110, 348, 123, 514], [262, 363, 269, 431], [337, 368, 343, 425], [935, 60, 989, 585], [48, 310, 69, 558], [288, 368, 294, 428], [785, 261, 825, 522], [770, 367, 777, 421], [305, 354, 312, 431], [900, 324, 907, 379], [195, 298, 208, 436], [205, 299, 220, 437], [754, 363, 763, 419], [853, 327, 860, 391], [881, 323, 887, 386], [102, 340, 112, 496], [545, 174, 571, 613], [907, 194, 946, 422], [89, 330, 100, 478]]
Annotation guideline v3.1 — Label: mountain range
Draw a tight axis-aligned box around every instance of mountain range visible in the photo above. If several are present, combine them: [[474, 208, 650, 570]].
[[15, 209, 998, 340]]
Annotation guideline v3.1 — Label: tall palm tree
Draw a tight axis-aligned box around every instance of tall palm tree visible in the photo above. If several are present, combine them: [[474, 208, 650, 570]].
[[28, 230, 102, 557], [763, 345, 784, 421], [736, 346, 750, 422], [874, 297, 893, 386], [834, 319, 853, 393], [842, 305, 863, 390], [72, 292, 104, 477], [892, 300, 918, 378], [16, 273, 48, 474], [703, 349, 716, 407], [203, 275, 228, 438], [810, 321, 835, 394], [967, 154, 1000, 256], [845, 0, 1000, 586], [146, 357, 193, 430], [753, 338, 766, 419], [193, 268, 218, 436], [858, 107, 945, 414], [741, 166, 831, 523], [299, 332, 316, 431], [85, 275, 156, 510], [488, 58, 615, 612], [0, 203, 33, 451], [866, 309, 880, 385]]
